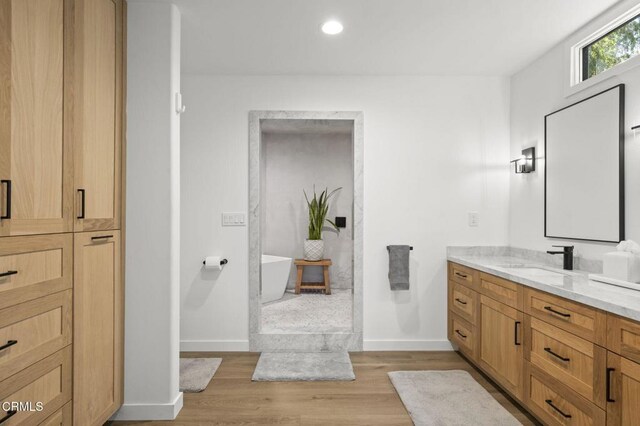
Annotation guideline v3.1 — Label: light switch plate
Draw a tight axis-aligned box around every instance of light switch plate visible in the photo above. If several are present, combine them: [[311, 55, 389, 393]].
[[468, 212, 479, 227], [222, 212, 246, 226]]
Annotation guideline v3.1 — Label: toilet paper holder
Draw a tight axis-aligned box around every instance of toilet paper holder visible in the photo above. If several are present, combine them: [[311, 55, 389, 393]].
[[202, 258, 228, 266]]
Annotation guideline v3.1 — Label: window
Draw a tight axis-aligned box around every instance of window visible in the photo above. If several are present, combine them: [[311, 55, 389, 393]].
[[582, 13, 640, 81]]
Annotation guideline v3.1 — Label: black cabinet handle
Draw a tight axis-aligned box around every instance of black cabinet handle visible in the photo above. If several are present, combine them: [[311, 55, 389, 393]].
[[77, 189, 85, 219], [0, 410, 17, 424], [454, 298, 467, 305], [1, 180, 11, 220], [0, 270, 17, 278], [544, 347, 570, 362], [455, 329, 467, 339], [91, 235, 113, 241], [607, 367, 616, 402], [544, 306, 571, 318], [514, 321, 521, 346], [0, 340, 17, 352], [545, 399, 572, 419], [454, 272, 468, 278]]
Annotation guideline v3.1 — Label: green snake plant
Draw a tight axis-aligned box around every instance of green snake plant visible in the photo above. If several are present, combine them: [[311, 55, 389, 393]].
[[303, 186, 342, 240]]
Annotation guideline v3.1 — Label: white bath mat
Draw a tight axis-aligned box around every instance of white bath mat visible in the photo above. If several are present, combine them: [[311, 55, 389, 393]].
[[252, 352, 355, 381], [388, 370, 521, 425], [179, 357, 222, 392]]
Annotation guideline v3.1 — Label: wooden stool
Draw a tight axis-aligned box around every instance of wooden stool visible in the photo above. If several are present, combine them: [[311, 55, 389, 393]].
[[294, 259, 332, 295]]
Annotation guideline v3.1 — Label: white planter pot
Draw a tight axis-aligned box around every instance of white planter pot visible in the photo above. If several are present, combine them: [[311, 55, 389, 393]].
[[304, 239, 324, 261]]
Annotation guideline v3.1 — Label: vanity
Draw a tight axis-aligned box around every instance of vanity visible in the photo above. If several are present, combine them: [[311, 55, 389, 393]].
[[447, 254, 640, 426]]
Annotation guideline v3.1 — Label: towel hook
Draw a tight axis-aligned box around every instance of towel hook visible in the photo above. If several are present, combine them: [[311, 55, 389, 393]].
[[386, 246, 413, 250]]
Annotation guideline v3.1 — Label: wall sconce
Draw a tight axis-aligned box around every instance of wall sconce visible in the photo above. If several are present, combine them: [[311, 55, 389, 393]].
[[510, 147, 535, 174]]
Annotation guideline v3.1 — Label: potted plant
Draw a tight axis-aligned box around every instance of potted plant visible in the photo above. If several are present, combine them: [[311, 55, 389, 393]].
[[303, 186, 341, 261]]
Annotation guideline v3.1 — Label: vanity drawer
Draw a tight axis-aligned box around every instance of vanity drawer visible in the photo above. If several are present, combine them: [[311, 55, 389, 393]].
[[40, 402, 72, 426], [449, 282, 478, 325], [0, 234, 73, 310], [527, 316, 606, 407], [524, 363, 606, 426], [448, 262, 477, 288], [479, 272, 523, 310], [524, 289, 606, 346], [607, 314, 640, 364], [0, 291, 72, 382], [449, 313, 477, 360], [0, 347, 71, 426]]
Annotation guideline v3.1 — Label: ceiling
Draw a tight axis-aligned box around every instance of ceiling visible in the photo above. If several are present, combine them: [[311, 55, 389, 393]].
[[172, 0, 620, 76]]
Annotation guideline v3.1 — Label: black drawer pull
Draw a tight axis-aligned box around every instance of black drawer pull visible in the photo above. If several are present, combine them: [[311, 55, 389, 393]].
[[0, 340, 17, 352], [91, 235, 113, 241], [454, 272, 468, 279], [77, 189, 85, 219], [0, 410, 17, 424], [514, 321, 522, 346], [607, 367, 615, 402], [454, 298, 467, 305], [1, 180, 11, 220], [544, 347, 570, 362], [545, 399, 572, 418], [455, 329, 467, 339], [0, 270, 17, 278], [544, 306, 571, 318]]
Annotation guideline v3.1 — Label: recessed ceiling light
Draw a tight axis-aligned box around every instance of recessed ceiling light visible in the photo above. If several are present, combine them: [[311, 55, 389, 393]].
[[321, 20, 343, 35]]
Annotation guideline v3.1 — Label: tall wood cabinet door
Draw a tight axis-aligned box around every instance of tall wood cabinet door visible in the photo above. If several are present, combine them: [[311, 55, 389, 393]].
[[73, 231, 122, 425], [607, 353, 640, 425], [73, 0, 124, 232], [479, 295, 525, 400], [0, 0, 73, 236]]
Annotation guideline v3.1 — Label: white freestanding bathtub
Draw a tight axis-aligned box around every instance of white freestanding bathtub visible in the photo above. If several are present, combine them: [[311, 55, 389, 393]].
[[261, 255, 293, 303]]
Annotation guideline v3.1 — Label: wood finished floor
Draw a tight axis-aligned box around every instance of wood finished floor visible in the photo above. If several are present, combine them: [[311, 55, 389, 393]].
[[111, 351, 538, 425]]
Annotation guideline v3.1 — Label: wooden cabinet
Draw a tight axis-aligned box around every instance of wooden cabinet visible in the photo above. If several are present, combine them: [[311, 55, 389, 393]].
[[0, 0, 73, 236], [73, 0, 124, 232], [449, 281, 478, 324], [73, 230, 122, 425], [479, 295, 524, 399], [607, 315, 640, 365], [480, 272, 523, 310], [449, 262, 478, 288], [606, 353, 640, 426]]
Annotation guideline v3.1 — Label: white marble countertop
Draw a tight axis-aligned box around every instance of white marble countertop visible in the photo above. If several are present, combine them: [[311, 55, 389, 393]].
[[448, 254, 640, 322]]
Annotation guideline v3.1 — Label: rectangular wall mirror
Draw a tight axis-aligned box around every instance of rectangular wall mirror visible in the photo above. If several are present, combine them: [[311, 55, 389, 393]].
[[545, 84, 625, 243]]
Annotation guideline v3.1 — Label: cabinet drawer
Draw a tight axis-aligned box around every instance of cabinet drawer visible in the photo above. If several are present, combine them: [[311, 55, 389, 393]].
[[527, 316, 606, 406], [0, 291, 72, 382], [607, 314, 640, 364], [449, 281, 478, 325], [0, 347, 71, 426], [480, 272, 523, 310], [449, 313, 477, 360], [524, 289, 606, 346], [448, 262, 477, 288], [525, 363, 605, 426], [0, 234, 73, 310], [40, 402, 72, 426]]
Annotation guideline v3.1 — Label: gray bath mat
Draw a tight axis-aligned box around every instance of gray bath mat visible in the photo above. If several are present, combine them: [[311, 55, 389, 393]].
[[179, 357, 222, 392], [252, 352, 355, 381], [388, 370, 521, 426]]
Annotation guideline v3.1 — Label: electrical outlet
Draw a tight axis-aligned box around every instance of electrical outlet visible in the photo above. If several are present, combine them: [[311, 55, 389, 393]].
[[468, 212, 479, 227], [222, 212, 246, 226]]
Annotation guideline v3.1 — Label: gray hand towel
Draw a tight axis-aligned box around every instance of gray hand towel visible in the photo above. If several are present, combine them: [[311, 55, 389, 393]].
[[388, 245, 411, 290]]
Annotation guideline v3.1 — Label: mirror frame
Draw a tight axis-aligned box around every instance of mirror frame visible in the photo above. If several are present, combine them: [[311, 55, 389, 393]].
[[544, 84, 625, 243]]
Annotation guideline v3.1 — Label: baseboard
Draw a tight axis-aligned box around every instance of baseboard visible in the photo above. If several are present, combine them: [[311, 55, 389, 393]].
[[363, 339, 453, 351], [110, 392, 183, 421], [180, 339, 250, 352]]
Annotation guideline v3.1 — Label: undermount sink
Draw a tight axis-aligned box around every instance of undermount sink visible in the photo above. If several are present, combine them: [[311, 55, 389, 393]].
[[500, 267, 569, 279]]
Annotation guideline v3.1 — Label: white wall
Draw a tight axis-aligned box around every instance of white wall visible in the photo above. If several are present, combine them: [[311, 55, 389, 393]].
[[510, 41, 640, 260], [180, 75, 511, 351], [263, 132, 354, 288], [114, 2, 182, 420]]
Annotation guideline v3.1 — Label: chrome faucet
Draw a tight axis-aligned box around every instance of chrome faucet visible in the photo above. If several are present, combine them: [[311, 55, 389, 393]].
[[546, 245, 574, 270]]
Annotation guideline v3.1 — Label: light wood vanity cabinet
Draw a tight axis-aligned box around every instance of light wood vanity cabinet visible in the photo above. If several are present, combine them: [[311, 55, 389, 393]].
[[0, 0, 125, 424], [448, 261, 640, 425]]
